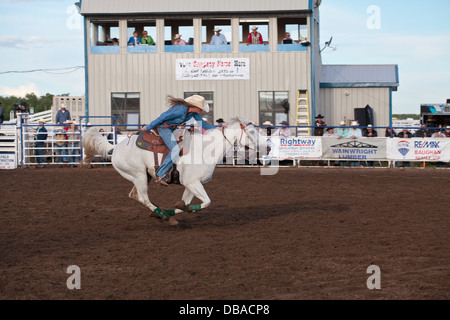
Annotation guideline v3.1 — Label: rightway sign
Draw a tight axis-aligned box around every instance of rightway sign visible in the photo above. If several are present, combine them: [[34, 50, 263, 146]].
[[387, 138, 450, 162]]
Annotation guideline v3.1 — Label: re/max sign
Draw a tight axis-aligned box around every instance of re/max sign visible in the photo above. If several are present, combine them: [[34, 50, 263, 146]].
[[414, 141, 440, 148]]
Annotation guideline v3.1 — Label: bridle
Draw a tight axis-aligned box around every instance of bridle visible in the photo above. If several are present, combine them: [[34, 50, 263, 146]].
[[220, 121, 257, 160]]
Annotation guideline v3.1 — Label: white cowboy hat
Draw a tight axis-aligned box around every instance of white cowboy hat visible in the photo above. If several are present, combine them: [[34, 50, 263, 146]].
[[367, 124, 373, 127], [214, 27, 222, 32], [185, 95, 210, 113], [251, 26, 258, 30], [350, 120, 359, 126], [38, 118, 46, 123], [60, 103, 66, 109], [339, 121, 346, 125], [262, 121, 273, 126], [174, 34, 181, 40]]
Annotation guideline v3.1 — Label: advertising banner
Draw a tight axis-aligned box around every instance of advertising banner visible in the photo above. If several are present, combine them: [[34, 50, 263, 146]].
[[0, 153, 17, 169], [322, 137, 387, 160], [176, 58, 250, 80], [387, 138, 450, 162], [268, 136, 322, 159]]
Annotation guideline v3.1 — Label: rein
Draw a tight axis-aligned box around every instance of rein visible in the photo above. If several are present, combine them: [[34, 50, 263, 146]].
[[220, 122, 255, 161]]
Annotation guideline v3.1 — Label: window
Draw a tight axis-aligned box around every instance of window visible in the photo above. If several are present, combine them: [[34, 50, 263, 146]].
[[90, 20, 119, 46], [239, 19, 269, 44], [259, 91, 289, 125], [278, 18, 308, 43], [127, 19, 157, 45], [184, 92, 214, 123], [111, 93, 140, 130]]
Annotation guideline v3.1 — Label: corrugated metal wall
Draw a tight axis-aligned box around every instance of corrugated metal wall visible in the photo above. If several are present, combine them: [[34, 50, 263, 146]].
[[88, 51, 311, 125], [319, 87, 391, 126]]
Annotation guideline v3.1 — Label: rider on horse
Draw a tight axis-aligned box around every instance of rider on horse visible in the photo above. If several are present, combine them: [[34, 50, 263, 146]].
[[141, 95, 215, 186]]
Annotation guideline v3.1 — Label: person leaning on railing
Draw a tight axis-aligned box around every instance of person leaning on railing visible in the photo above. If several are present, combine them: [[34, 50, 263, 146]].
[[34, 118, 48, 167]]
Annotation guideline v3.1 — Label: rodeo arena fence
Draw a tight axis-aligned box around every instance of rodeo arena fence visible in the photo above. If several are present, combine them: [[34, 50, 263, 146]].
[[1, 112, 450, 170]]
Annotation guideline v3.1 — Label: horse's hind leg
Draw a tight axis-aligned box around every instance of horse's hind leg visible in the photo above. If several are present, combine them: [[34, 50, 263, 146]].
[[129, 171, 151, 202]]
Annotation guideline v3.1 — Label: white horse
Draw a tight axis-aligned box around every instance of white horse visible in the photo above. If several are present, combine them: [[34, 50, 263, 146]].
[[82, 117, 267, 225]]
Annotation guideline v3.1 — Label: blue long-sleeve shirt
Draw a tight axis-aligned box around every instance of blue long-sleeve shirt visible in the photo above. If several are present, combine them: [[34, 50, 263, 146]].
[[145, 105, 216, 132]]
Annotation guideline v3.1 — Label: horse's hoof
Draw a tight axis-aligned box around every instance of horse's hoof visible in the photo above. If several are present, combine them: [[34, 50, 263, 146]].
[[175, 200, 185, 210], [168, 217, 179, 226]]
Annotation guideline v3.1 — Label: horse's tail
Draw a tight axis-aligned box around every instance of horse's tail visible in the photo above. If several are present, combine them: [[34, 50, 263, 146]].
[[82, 127, 115, 166]]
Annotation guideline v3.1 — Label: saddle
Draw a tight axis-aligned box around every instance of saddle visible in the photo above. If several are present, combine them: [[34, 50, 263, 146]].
[[136, 129, 190, 184]]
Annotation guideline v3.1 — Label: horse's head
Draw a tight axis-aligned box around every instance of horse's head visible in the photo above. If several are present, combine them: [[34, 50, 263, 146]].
[[224, 117, 267, 152]]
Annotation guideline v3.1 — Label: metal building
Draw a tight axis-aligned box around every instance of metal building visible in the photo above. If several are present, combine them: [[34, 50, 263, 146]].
[[78, 0, 398, 131]]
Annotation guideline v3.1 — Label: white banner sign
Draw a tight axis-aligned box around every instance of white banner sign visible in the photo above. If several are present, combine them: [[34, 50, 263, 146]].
[[176, 58, 250, 80], [268, 136, 322, 159], [322, 137, 387, 160], [0, 153, 17, 169], [387, 138, 450, 161]]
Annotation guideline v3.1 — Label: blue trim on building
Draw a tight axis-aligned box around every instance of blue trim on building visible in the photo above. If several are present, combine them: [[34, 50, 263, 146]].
[[320, 82, 399, 88], [164, 45, 194, 53], [90, 46, 120, 54], [277, 44, 308, 52], [389, 87, 393, 127], [83, 14, 89, 121], [310, 17, 316, 127], [202, 45, 232, 53], [127, 45, 156, 53], [239, 44, 270, 52]]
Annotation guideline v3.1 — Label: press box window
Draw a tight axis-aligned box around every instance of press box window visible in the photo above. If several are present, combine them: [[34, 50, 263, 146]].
[[111, 93, 140, 130]]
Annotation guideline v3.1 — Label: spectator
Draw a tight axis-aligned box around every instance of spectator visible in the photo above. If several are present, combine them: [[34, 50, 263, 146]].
[[65, 121, 81, 166], [363, 124, 378, 167], [54, 128, 68, 166], [347, 121, 362, 139], [260, 120, 275, 136], [112, 38, 119, 46], [127, 31, 141, 46], [34, 118, 48, 167], [210, 27, 227, 45], [396, 128, 413, 138], [336, 121, 348, 140], [282, 32, 293, 44], [273, 121, 292, 137], [414, 123, 429, 138], [247, 26, 263, 45], [55, 104, 71, 125], [363, 124, 378, 137], [322, 127, 337, 137], [431, 130, 446, 138], [385, 127, 394, 138], [445, 126, 450, 138], [141, 95, 215, 186], [141, 30, 155, 45], [314, 114, 327, 136], [173, 34, 187, 45], [215, 118, 224, 127]]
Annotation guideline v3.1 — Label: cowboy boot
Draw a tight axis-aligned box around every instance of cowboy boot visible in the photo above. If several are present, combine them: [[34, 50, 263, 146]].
[[155, 176, 168, 186]]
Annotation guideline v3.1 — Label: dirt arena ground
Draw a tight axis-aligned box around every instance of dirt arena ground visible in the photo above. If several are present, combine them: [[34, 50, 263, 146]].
[[0, 166, 448, 300]]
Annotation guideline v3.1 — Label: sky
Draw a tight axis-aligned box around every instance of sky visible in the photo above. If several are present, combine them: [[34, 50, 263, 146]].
[[0, 0, 449, 114]]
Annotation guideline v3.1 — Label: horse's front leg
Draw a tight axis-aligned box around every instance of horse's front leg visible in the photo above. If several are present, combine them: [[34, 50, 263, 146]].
[[180, 181, 211, 212], [174, 188, 195, 214]]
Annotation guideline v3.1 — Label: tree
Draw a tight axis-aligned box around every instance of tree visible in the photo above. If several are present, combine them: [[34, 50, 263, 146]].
[[0, 92, 55, 120]]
